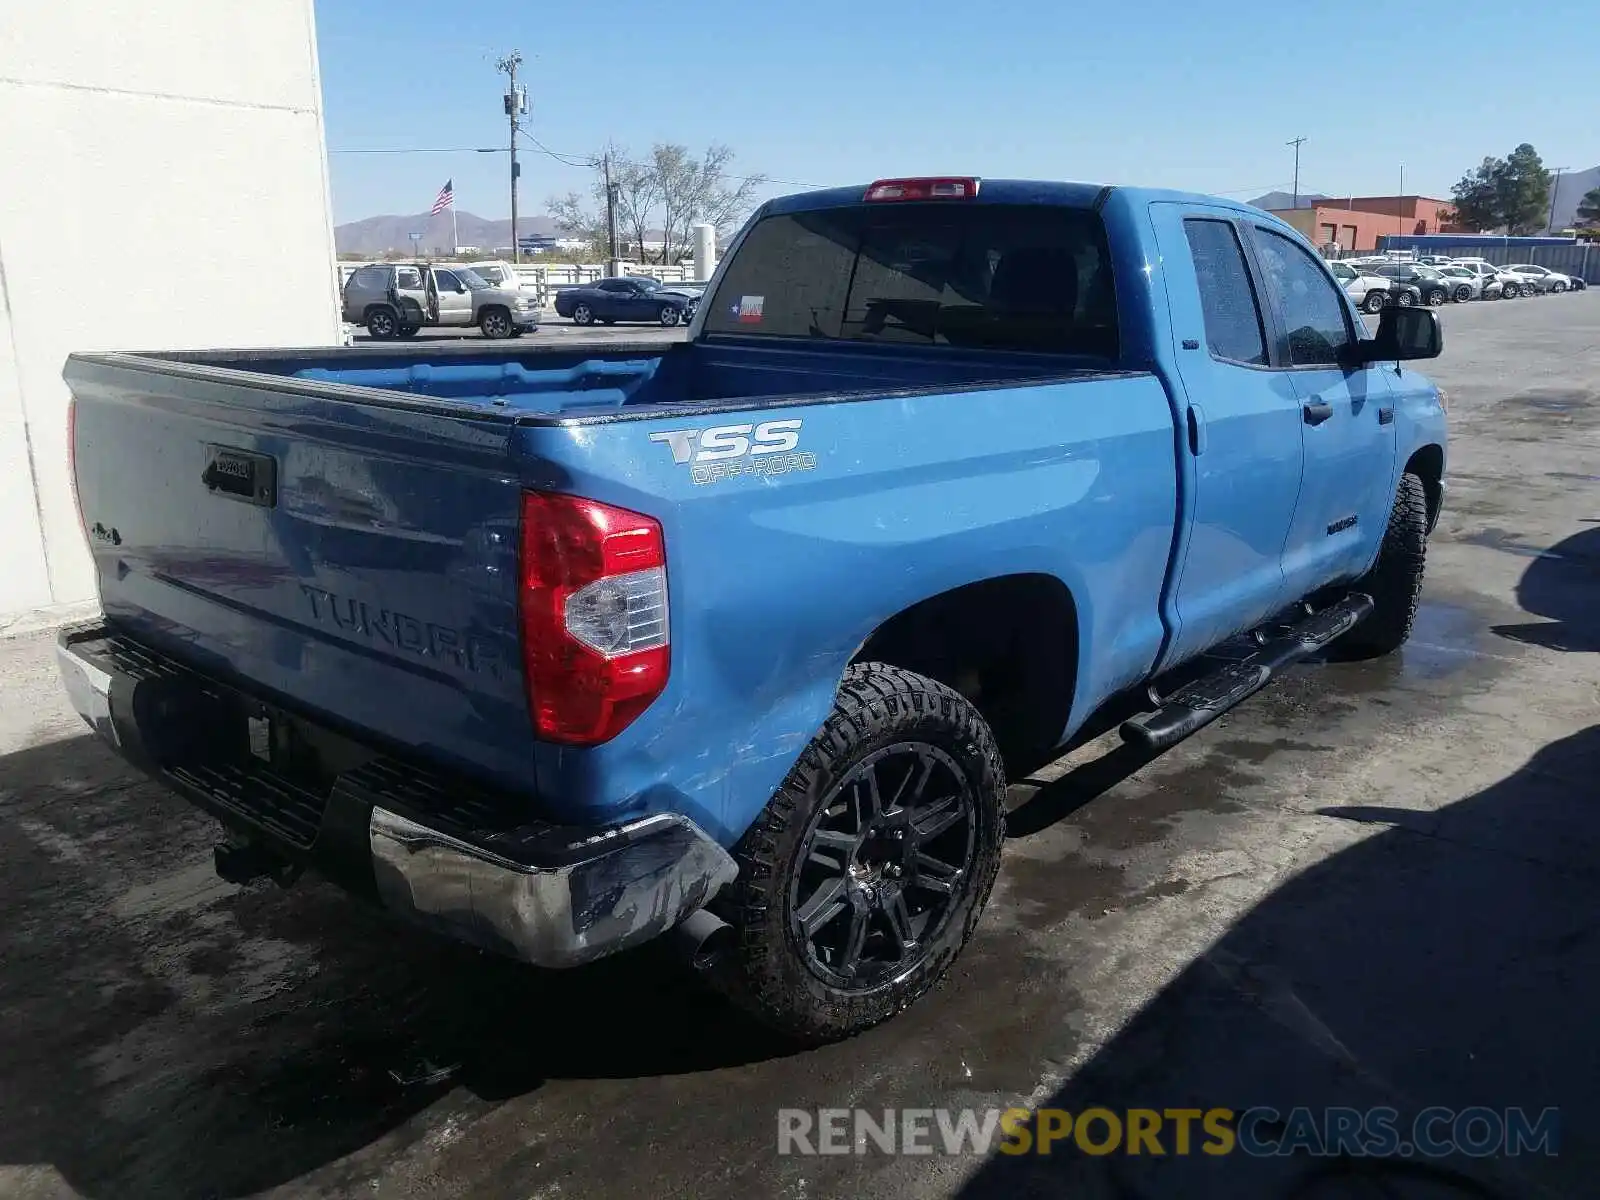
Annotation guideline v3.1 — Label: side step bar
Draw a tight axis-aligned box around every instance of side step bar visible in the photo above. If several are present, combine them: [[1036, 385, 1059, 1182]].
[[1121, 592, 1375, 752]]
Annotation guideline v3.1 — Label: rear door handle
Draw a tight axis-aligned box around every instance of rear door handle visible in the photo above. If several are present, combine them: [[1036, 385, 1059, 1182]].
[[1303, 400, 1334, 426], [1186, 404, 1207, 455]]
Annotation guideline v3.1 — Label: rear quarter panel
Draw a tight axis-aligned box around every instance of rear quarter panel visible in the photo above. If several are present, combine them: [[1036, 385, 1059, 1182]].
[[522, 372, 1179, 844]]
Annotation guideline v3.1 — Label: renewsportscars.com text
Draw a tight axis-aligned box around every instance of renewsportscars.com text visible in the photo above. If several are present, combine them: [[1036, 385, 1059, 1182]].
[[777, 1106, 1559, 1158]]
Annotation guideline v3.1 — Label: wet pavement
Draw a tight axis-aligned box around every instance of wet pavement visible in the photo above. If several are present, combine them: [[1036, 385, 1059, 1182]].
[[2, 294, 1597, 1199]]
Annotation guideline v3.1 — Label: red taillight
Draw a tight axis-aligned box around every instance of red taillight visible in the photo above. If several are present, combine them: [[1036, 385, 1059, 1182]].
[[864, 177, 980, 202], [518, 491, 669, 746]]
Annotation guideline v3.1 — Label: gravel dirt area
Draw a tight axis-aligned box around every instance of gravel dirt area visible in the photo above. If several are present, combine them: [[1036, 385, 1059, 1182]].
[[1, 293, 1596, 1199]]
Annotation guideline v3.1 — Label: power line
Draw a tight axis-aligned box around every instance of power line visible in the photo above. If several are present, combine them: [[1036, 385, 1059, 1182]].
[[330, 146, 506, 154]]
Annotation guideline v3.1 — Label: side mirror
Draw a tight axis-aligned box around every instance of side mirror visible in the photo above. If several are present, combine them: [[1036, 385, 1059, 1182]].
[[1360, 304, 1442, 363]]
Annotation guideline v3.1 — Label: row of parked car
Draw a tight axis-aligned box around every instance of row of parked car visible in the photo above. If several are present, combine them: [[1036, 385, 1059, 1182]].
[[1330, 255, 1587, 313]]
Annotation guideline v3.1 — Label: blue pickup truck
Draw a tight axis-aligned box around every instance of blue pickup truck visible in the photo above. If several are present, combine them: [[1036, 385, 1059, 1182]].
[[59, 177, 1446, 1042]]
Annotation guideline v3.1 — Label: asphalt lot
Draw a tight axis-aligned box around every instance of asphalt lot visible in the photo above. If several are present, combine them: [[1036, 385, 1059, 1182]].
[[2, 292, 1596, 1199]]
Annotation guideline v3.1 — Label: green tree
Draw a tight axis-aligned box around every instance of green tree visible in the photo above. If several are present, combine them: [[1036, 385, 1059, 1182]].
[[1577, 187, 1600, 226], [1448, 143, 1552, 233]]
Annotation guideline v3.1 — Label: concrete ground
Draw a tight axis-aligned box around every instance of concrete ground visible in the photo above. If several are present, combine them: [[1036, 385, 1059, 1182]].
[[1, 293, 1596, 1199]]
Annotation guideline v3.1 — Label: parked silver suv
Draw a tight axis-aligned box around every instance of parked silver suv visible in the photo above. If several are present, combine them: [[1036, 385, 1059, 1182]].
[[341, 262, 540, 339]]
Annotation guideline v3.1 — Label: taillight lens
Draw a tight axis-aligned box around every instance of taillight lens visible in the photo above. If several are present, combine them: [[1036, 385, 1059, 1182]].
[[518, 491, 669, 745]]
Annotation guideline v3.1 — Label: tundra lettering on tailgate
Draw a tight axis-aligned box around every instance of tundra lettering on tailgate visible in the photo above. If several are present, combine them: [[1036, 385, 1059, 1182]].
[[299, 584, 504, 677], [650, 419, 816, 485]]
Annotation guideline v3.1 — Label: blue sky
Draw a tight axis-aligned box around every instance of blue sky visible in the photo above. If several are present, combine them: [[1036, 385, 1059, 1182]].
[[317, 0, 1595, 225]]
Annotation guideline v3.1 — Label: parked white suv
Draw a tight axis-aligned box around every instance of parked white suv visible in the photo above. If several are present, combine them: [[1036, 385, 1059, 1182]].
[[1328, 260, 1397, 314]]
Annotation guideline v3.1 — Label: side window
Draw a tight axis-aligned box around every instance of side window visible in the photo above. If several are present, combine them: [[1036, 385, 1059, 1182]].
[[395, 267, 423, 289], [1252, 229, 1354, 367], [350, 266, 385, 288], [433, 270, 460, 290], [1182, 218, 1268, 366]]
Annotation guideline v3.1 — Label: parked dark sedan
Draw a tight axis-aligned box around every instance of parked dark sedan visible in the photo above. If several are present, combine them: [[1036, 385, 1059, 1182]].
[[554, 276, 697, 326], [1366, 263, 1452, 307]]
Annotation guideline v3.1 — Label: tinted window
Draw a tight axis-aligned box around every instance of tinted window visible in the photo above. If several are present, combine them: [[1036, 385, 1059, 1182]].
[[433, 270, 460, 290], [1183, 219, 1267, 366], [703, 204, 1118, 357], [1252, 229, 1354, 367], [477, 266, 507, 284], [395, 267, 423, 289], [1329, 262, 1354, 280], [598, 280, 631, 292], [350, 266, 386, 288]]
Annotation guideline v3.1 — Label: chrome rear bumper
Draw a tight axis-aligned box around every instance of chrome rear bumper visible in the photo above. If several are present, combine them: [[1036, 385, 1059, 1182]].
[[57, 624, 735, 969]]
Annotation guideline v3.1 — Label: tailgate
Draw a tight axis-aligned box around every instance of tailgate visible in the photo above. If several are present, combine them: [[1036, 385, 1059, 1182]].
[[64, 354, 539, 794]]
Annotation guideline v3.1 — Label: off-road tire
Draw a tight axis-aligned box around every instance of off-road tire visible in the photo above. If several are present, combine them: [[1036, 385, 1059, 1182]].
[[365, 307, 398, 339], [715, 663, 1005, 1044], [1340, 473, 1428, 658], [1363, 291, 1387, 314]]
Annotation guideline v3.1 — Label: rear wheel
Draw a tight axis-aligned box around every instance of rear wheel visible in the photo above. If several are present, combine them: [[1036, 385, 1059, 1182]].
[[365, 307, 398, 339], [1551, 281, 1567, 294], [715, 663, 1005, 1043], [572, 303, 595, 326], [1425, 288, 1446, 307], [1396, 290, 1415, 307], [1362, 291, 1387, 314], [1453, 285, 1472, 303], [1339, 473, 1427, 659], [1502, 282, 1520, 299]]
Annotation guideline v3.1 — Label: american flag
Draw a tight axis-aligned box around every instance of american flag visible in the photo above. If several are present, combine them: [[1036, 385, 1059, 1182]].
[[430, 179, 454, 216]]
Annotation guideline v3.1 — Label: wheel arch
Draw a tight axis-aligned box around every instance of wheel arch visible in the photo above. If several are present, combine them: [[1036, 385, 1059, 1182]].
[[1406, 443, 1445, 533], [847, 572, 1080, 774]]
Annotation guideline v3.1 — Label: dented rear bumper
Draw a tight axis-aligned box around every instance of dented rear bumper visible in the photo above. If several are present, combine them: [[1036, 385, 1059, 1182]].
[[56, 623, 735, 968]]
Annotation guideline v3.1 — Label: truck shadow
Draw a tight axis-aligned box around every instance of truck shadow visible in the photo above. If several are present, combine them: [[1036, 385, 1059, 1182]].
[[0, 733, 786, 1200], [1489, 524, 1600, 653], [961, 722, 1600, 1199]]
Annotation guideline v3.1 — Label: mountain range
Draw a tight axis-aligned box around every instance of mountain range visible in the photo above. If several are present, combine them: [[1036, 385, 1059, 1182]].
[[334, 210, 561, 255]]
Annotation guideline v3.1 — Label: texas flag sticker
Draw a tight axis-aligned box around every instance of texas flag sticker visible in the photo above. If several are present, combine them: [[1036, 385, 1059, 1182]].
[[732, 295, 764, 323]]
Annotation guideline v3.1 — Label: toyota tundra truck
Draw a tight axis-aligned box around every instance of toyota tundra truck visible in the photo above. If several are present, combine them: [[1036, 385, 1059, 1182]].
[[59, 177, 1447, 1042]]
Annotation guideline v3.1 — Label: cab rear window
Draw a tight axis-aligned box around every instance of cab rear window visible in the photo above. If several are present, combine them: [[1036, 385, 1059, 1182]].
[[704, 204, 1117, 357]]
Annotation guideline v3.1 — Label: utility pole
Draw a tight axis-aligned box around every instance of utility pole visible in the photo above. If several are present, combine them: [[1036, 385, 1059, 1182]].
[[603, 150, 620, 276], [1286, 136, 1308, 209], [1548, 166, 1568, 232], [496, 51, 525, 262]]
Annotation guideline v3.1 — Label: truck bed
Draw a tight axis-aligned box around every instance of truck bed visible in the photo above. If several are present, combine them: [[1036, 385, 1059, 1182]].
[[65, 339, 1160, 824], [120, 336, 1122, 421]]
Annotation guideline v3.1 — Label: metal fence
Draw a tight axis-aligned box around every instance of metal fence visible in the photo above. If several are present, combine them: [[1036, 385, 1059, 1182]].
[[1333, 242, 1599, 284]]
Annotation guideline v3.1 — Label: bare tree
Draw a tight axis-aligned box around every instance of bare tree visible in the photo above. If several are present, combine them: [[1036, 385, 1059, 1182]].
[[546, 142, 765, 265]]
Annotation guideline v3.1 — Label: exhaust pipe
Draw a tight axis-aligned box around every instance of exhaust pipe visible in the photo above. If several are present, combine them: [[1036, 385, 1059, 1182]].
[[671, 907, 735, 971]]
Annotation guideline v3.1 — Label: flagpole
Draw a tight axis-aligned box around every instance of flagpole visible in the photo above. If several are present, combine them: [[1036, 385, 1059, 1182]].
[[452, 202, 458, 255]]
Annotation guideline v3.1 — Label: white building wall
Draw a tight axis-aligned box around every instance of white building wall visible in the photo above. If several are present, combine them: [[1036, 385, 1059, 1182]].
[[0, 0, 339, 630]]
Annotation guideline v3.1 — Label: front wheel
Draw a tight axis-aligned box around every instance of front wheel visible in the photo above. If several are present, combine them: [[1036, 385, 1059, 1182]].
[[1338, 473, 1428, 659], [1363, 291, 1387, 314], [1396, 290, 1415, 307], [479, 308, 513, 339], [715, 663, 1005, 1043], [1551, 282, 1567, 294], [1502, 283, 1520, 299], [1425, 288, 1446, 307], [1453, 286, 1473, 303], [659, 304, 682, 327]]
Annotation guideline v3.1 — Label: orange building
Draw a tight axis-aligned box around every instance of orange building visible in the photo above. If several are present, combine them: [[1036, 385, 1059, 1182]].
[[1266, 195, 1461, 252]]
